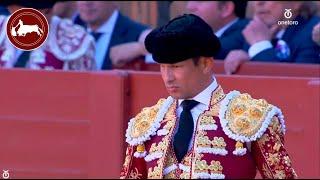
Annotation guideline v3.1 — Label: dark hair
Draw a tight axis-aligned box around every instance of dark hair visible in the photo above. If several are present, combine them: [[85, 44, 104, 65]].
[[192, 57, 200, 66], [219, 1, 248, 18], [233, 1, 247, 18]]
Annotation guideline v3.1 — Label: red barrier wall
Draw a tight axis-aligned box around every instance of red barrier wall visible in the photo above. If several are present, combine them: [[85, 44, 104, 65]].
[[127, 71, 320, 178], [0, 69, 319, 178], [0, 69, 128, 178]]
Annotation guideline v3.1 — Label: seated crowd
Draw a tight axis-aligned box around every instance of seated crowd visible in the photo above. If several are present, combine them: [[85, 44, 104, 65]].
[[0, 1, 319, 73]]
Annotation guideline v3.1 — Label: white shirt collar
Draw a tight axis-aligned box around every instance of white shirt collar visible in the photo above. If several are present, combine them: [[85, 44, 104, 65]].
[[178, 76, 218, 107], [215, 18, 239, 38], [276, 29, 285, 39], [87, 9, 119, 34]]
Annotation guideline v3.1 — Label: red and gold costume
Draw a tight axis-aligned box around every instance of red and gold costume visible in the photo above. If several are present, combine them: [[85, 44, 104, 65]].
[[0, 15, 95, 70], [120, 86, 297, 179]]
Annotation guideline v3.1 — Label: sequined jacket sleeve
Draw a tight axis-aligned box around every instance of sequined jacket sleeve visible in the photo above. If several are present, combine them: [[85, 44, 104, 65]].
[[252, 117, 298, 179], [120, 145, 147, 179]]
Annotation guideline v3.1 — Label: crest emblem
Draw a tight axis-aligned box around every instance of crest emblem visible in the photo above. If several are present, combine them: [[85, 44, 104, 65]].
[[6, 8, 49, 51]]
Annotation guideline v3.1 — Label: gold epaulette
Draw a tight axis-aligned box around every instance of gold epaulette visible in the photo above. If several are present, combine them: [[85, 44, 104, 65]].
[[219, 91, 285, 142], [125, 97, 174, 146]]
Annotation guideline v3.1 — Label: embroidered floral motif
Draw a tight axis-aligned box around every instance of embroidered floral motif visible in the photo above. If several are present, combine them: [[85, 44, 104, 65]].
[[267, 152, 280, 166], [163, 150, 177, 178], [145, 139, 170, 162], [274, 170, 286, 179], [199, 115, 217, 130], [194, 159, 225, 179], [162, 86, 225, 179], [195, 130, 228, 156], [120, 146, 134, 179], [129, 168, 143, 179], [256, 118, 297, 178], [283, 156, 292, 166], [146, 100, 178, 178], [210, 86, 226, 106], [148, 165, 162, 179], [219, 91, 286, 143], [262, 163, 273, 179], [126, 97, 174, 146], [164, 170, 177, 179], [208, 160, 223, 174], [157, 118, 175, 136], [179, 172, 190, 179]]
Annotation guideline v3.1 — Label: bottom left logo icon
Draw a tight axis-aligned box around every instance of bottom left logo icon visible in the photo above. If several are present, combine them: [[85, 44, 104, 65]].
[[2, 170, 9, 179]]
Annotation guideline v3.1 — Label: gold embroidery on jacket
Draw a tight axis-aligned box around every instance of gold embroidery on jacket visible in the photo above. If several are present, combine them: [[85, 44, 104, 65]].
[[147, 101, 177, 178], [226, 94, 273, 137], [257, 117, 297, 178], [129, 168, 142, 179]]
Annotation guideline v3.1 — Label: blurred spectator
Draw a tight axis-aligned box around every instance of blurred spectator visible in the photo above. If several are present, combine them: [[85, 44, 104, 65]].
[[186, 1, 248, 60], [0, 6, 9, 15], [157, 1, 172, 26], [312, 22, 320, 46], [245, 1, 255, 19], [170, 1, 187, 19], [52, 1, 77, 21], [0, 0, 96, 70], [299, 1, 319, 20], [75, 1, 153, 70], [225, 1, 320, 74], [317, 1, 320, 16]]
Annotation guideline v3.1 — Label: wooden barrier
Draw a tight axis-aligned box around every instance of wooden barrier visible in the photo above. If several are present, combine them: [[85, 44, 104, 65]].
[[139, 60, 320, 77], [127, 71, 320, 178], [0, 69, 129, 178], [0, 69, 319, 178]]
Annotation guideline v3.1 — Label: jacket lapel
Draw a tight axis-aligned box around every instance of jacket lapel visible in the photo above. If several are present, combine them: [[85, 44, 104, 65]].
[[101, 12, 129, 70]]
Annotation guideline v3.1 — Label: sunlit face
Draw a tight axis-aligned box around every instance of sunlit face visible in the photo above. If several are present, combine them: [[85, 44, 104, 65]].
[[52, 2, 75, 18], [186, 1, 223, 31], [160, 58, 211, 99], [253, 1, 297, 27], [77, 1, 115, 27]]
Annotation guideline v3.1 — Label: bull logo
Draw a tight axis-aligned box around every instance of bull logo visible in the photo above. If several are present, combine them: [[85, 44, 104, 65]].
[[6, 8, 49, 51], [11, 19, 44, 37]]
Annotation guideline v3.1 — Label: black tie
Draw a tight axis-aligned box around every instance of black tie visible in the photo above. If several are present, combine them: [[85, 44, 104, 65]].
[[173, 100, 199, 162], [14, 51, 31, 67], [271, 38, 279, 47], [91, 31, 103, 41]]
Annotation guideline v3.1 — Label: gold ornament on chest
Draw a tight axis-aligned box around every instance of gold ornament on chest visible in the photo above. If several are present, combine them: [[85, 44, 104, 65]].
[[195, 130, 228, 156], [226, 94, 272, 137]]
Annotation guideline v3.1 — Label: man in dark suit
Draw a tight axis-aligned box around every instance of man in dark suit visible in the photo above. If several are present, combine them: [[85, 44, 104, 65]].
[[224, 1, 320, 74], [0, 0, 96, 70], [0, 5, 9, 15], [75, 1, 152, 70], [186, 1, 248, 60]]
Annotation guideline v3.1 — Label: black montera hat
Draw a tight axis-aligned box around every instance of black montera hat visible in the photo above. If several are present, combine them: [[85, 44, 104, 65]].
[[1, 0, 58, 9], [145, 14, 221, 64]]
